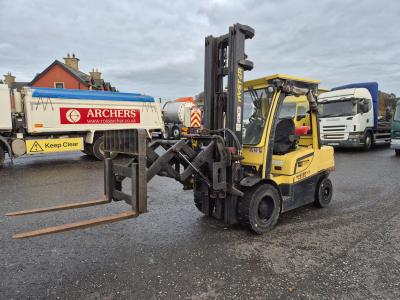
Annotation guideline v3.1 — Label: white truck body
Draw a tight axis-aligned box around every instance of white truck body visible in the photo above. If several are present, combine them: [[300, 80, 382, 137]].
[[0, 85, 12, 130], [318, 83, 392, 149], [0, 85, 164, 164]]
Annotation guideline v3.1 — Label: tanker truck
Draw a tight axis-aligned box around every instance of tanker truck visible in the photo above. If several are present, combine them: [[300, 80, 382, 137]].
[[162, 97, 202, 139], [0, 85, 163, 166]]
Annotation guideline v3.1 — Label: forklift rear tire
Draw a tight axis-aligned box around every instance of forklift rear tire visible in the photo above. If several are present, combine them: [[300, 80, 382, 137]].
[[237, 184, 281, 234], [314, 177, 333, 208], [91, 136, 118, 161]]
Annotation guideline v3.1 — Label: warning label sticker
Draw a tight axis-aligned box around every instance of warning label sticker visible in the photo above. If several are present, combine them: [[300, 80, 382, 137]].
[[26, 138, 84, 154]]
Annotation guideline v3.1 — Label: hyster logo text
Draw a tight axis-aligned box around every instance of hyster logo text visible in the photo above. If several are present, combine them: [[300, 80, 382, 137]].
[[60, 107, 140, 124]]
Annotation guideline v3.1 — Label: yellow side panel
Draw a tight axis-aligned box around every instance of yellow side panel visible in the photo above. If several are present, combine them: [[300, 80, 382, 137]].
[[26, 137, 84, 154]]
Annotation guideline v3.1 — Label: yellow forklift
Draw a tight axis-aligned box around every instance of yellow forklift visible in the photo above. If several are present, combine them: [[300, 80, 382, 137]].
[[7, 24, 334, 238]]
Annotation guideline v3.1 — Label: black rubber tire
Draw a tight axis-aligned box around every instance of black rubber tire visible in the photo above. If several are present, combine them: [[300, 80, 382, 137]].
[[193, 191, 214, 215], [194, 191, 203, 212], [82, 143, 93, 155], [0, 145, 5, 167], [91, 136, 118, 160], [363, 132, 372, 151], [163, 126, 170, 139], [237, 184, 281, 234], [395, 149, 400, 156], [314, 177, 333, 208], [172, 126, 181, 140]]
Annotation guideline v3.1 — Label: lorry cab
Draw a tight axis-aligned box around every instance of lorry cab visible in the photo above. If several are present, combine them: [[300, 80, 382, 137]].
[[318, 87, 373, 147], [391, 100, 400, 156], [318, 82, 393, 150]]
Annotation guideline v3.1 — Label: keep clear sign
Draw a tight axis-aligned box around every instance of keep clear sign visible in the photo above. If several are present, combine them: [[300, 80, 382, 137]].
[[26, 138, 84, 154]]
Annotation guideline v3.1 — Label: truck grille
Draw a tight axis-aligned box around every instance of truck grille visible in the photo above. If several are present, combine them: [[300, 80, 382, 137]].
[[322, 133, 346, 141], [322, 125, 346, 132]]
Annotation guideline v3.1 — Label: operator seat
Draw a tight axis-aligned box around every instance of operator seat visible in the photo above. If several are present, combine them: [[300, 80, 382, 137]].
[[273, 118, 297, 155]]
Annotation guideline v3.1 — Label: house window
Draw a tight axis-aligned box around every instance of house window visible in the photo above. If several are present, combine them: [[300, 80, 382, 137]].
[[54, 82, 64, 88]]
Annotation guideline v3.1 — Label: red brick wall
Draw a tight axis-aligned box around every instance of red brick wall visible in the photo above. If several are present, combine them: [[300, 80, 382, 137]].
[[31, 64, 88, 90]]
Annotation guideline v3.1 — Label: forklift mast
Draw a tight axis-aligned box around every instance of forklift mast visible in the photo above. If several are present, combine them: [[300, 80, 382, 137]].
[[204, 23, 254, 147], [201, 24, 254, 224]]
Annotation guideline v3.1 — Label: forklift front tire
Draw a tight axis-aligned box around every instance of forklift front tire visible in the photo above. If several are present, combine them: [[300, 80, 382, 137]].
[[193, 191, 214, 215], [315, 177, 333, 208], [237, 184, 281, 234]]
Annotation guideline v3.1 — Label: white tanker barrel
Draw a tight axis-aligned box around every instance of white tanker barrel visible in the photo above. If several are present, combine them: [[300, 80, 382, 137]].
[[162, 101, 194, 124]]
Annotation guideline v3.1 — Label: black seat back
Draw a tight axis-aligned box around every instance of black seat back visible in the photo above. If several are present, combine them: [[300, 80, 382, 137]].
[[273, 118, 296, 155]]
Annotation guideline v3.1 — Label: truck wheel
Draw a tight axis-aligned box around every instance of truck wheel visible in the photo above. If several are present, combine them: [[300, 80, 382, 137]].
[[163, 126, 170, 139], [91, 136, 118, 161], [172, 126, 181, 140], [314, 177, 333, 208], [237, 184, 281, 234], [363, 132, 372, 151], [82, 143, 93, 155], [395, 149, 400, 156], [0, 145, 5, 167]]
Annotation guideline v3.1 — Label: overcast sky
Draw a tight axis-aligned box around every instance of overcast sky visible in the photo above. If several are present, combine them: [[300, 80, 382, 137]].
[[1, 0, 399, 99]]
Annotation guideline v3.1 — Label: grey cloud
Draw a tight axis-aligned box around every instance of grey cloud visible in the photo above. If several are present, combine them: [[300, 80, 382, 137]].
[[0, 0, 399, 98]]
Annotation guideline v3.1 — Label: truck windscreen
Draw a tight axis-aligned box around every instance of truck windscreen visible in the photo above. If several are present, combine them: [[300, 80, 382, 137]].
[[318, 101, 356, 117]]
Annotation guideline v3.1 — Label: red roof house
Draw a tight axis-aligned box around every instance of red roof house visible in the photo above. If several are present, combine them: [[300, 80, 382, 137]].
[[29, 53, 116, 91]]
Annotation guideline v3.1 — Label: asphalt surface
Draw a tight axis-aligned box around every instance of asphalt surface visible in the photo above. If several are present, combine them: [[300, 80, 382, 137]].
[[1, 146, 400, 299]]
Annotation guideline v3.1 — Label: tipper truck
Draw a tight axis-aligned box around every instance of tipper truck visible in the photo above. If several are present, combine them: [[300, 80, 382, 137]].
[[318, 82, 395, 150], [0, 85, 163, 166]]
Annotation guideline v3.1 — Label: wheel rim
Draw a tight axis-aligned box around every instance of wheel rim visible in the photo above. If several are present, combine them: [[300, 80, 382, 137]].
[[322, 184, 331, 201], [257, 196, 274, 222], [365, 135, 371, 148], [173, 128, 180, 138], [99, 141, 105, 156]]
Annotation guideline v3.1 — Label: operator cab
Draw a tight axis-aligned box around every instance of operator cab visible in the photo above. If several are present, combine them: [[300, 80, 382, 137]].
[[242, 74, 320, 176]]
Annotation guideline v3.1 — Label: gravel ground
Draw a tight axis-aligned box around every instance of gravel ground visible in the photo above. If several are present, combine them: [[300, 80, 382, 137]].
[[1, 146, 400, 299]]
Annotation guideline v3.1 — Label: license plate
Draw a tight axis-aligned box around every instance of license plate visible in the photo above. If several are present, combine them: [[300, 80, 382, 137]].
[[328, 143, 339, 146]]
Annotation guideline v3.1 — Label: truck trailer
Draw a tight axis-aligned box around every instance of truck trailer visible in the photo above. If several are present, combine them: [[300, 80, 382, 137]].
[[0, 85, 163, 166], [318, 82, 395, 150]]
